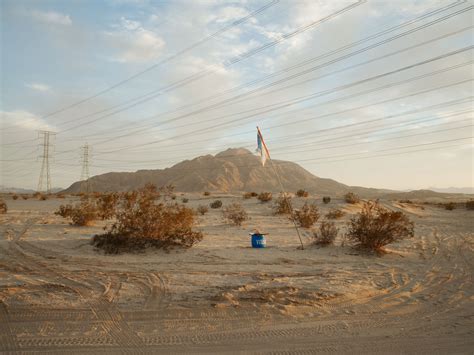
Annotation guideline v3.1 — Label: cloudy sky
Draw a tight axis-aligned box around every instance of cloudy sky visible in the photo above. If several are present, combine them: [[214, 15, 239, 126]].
[[1, 0, 473, 191]]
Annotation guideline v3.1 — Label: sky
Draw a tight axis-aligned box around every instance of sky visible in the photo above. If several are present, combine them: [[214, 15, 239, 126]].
[[0, 0, 473, 191]]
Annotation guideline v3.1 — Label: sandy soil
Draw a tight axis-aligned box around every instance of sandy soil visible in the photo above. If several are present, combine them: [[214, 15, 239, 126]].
[[0, 194, 473, 354]]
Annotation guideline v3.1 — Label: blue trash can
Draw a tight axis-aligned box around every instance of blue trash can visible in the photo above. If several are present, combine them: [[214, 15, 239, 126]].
[[251, 233, 266, 248]]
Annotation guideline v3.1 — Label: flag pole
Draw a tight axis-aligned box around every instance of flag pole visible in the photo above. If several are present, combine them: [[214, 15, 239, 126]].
[[257, 126, 305, 250]]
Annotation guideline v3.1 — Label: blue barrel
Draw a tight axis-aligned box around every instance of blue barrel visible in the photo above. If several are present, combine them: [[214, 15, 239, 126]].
[[251, 234, 266, 248]]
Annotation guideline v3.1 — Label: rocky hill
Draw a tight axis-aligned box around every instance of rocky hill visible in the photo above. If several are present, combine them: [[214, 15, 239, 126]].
[[64, 148, 396, 196]]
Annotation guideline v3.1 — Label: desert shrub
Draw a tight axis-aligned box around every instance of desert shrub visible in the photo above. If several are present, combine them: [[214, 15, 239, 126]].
[[444, 202, 456, 211], [296, 189, 309, 197], [250, 192, 258, 197], [171, 195, 177, 200], [399, 199, 413, 204], [210, 200, 223, 209], [325, 208, 345, 219], [12, 194, 18, 200], [55, 200, 97, 226], [222, 203, 249, 226], [56, 193, 65, 199], [346, 201, 414, 252], [273, 193, 293, 215], [203, 191, 211, 196], [39, 194, 47, 201], [22, 195, 28, 200], [197, 205, 209, 215], [294, 202, 320, 228], [243, 192, 253, 199], [182, 198, 189, 203], [91, 184, 203, 254], [33, 192, 41, 199], [96, 192, 120, 220], [257, 192, 273, 203], [466, 200, 474, 210], [312, 221, 338, 246], [344, 192, 360, 204], [0, 199, 7, 214], [323, 196, 331, 204]]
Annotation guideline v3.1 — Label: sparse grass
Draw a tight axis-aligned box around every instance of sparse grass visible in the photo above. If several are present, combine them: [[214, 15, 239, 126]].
[[322, 196, 331, 204], [325, 208, 345, 219], [346, 201, 414, 253], [210, 200, 223, 209], [222, 203, 249, 226], [257, 192, 272, 203], [273, 193, 292, 215], [296, 189, 309, 197], [466, 200, 474, 210], [0, 199, 7, 214], [91, 184, 202, 254], [294, 202, 320, 228], [197, 205, 209, 215], [344, 192, 360, 204], [312, 221, 338, 246]]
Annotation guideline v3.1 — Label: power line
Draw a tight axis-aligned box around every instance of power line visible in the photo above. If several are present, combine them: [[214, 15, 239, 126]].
[[37, 130, 56, 193]]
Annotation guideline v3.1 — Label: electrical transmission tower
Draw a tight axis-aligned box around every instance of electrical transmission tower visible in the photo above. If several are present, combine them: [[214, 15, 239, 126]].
[[80, 143, 92, 193], [37, 130, 56, 193]]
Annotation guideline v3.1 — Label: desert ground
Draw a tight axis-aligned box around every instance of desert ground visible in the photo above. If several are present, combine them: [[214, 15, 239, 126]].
[[0, 194, 473, 354]]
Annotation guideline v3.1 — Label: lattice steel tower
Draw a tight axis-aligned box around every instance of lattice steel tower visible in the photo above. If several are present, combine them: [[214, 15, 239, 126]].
[[37, 130, 56, 193], [80, 143, 91, 193]]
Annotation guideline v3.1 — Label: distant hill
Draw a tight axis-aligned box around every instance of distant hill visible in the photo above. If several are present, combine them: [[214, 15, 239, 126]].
[[0, 186, 63, 194], [427, 187, 474, 194], [63, 148, 395, 197], [381, 189, 473, 202]]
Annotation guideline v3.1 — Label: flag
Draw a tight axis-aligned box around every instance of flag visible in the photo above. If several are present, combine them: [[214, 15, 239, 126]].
[[256, 126, 270, 166]]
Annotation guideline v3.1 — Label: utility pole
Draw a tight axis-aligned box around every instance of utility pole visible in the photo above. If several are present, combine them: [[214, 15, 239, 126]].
[[37, 130, 56, 193], [80, 143, 91, 193]]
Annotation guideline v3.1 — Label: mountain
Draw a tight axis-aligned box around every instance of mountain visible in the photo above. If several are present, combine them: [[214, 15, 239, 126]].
[[427, 187, 474, 194], [63, 148, 396, 196], [0, 186, 63, 194]]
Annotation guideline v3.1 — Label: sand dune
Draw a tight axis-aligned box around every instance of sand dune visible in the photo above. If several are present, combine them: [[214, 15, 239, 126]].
[[0, 195, 473, 353]]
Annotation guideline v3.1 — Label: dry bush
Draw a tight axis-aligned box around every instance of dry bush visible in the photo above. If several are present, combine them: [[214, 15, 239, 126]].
[[222, 203, 249, 226], [296, 189, 309, 197], [325, 208, 345, 219], [197, 205, 209, 215], [312, 221, 338, 246], [444, 202, 456, 211], [96, 192, 120, 220], [344, 192, 360, 204], [12, 194, 18, 200], [273, 193, 293, 215], [91, 184, 203, 254], [22, 195, 28, 200], [203, 191, 211, 196], [210, 200, 223, 209], [250, 192, 258, 197], [466, 200, 474, 210], [323, 196, 331, 204], [33, 192, 41, 199], [257, 192, 272, 203], [243, 192, 253, 199], [346, 201, 414, 253], [39, 194, 48, 201], [56, 193, 65, 199], [93, 192, 102, 198], [294, 202, 320, 228], [0, 199, 7, 214], [399, 199, 413, 204], [55, 200, 97, 226], [182, 198, 189, 203]]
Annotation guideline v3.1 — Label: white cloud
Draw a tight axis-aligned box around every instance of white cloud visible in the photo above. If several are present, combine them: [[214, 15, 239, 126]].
[[104, 17, 165, 63], [25, 83, 51, 93], [1, 110, 54, 131], [31, 10, 72, 26]]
